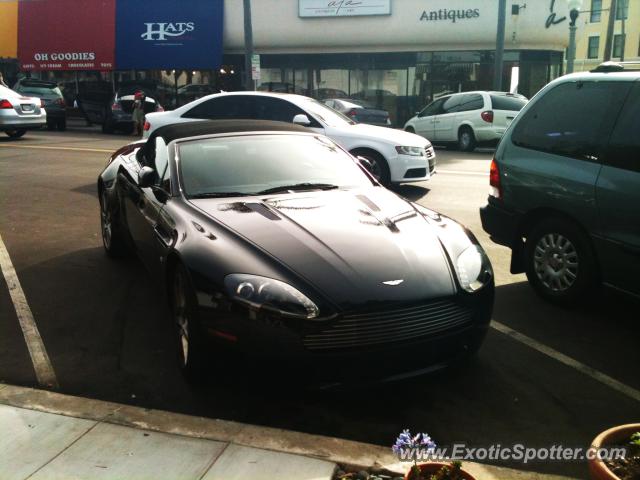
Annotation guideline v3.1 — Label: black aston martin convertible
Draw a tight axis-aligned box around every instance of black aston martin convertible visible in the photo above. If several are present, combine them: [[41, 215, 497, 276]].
[[98, 120, 494, 382]]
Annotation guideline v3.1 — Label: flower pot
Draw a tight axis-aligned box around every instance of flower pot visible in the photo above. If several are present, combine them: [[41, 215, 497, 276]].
[[588, 423, 640, 480], [404, 462, 476, 480]]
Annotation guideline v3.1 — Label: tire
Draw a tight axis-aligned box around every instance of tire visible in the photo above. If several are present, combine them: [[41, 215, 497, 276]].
[[171, 263, 206, 382], [351, 149, 391, 186], [57, 118, 66, 131], [524, 218, 598, 305], [47, 121, 56, 131], [5, 129, 26, 139], [99, 188, 128, 257], [458, 126, 476, 152], [405, 126, 415, 134]]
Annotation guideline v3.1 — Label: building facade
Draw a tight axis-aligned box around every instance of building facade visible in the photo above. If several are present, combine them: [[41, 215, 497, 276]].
[[572, 0, 639, 72], [1, 0, 576, 125]]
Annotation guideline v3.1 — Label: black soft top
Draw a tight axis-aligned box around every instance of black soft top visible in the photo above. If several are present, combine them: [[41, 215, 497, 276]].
[[141, 120, 312, 162]]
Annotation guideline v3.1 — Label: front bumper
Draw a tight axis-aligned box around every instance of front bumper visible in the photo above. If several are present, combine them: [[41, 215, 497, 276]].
[[480, 198, 519, 247], [389, 147, 436, 184], [195, 284, 493, 385]]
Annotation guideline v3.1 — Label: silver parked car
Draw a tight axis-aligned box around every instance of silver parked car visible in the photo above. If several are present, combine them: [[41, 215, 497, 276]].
[[0, 85, 46, 138], [324, 98, 392, 127]]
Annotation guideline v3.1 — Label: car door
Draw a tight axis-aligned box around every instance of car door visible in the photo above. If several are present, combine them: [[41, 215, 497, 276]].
[[433, 95, 461, 142], [413, 98, 444, 139], [595, 81, 640, 295], [120, 138, 170, 277]]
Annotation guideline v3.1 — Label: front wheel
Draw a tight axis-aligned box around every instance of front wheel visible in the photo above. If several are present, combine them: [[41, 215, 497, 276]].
[[5, 129, 26, 138], [172, 264, 206, 381], [352, 150, 391, 186], [100, 188, 128, 257], [525, 218, 598, 305]]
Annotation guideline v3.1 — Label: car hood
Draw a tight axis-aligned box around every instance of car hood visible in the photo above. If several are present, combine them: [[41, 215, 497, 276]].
[[189, 187, 456, 310], [330, 123, 430, 147]]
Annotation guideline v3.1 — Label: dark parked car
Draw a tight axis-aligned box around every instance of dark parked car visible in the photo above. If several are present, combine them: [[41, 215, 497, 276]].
[[324, 98, 391, 127], [177, 83, 219, 105], [102, 86, 163, 134], [13, 79, 66, 130], [98, 120, 494, 383], [481, 62, 640, 304]]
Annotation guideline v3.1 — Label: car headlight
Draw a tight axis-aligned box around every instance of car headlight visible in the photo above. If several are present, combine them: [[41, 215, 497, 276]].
[[395, 146, 424, 156], [454, 244, 493, 293], [224, 274, 319, 319]]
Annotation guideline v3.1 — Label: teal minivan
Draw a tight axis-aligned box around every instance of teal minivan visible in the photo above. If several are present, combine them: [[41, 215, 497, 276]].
[[481, 62, 640, 304]]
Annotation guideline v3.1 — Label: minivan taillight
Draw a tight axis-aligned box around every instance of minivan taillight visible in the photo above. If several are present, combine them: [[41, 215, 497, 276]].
[[489, 159, 502, 199], [481, 110, 494, 123], [0, 99, 12, 109]]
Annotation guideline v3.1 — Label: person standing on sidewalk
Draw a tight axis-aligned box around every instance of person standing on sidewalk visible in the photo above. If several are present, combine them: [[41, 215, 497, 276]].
[[132, 90, 146, 137]]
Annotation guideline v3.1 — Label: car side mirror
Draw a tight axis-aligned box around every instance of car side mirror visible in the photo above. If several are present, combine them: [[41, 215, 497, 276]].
[[357, 156, 373, 172], [292, 114, 311, 126], [138, 166, 156, 188]]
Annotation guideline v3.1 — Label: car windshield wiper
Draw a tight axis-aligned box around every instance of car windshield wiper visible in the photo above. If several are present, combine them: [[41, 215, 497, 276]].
[[188, 192, 253, 199], [257, 183, 340, 195]]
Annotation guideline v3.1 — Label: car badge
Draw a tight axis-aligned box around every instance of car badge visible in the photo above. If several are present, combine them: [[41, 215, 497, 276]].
[[382, 279, 404, 286]]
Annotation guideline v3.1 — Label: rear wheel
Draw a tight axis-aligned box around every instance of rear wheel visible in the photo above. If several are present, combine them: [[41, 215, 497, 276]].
[[47, 121, 56, 131], [525, 218, 598, 305], [351, 149, 390, 186], [100, 188, 128, 257], [5, 129, 26, 138], [458, 126, 476, 152], [172, 264, 206, 381]]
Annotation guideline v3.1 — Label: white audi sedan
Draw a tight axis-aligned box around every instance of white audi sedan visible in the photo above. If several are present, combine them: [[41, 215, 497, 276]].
[[144, 91, 435, 185]]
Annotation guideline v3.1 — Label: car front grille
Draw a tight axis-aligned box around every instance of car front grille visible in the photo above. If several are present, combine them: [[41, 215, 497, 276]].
[[303, 299, 474, 351]]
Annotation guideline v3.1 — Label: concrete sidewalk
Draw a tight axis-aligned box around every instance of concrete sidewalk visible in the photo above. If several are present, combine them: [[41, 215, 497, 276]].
[[0, 383, 577, 480]]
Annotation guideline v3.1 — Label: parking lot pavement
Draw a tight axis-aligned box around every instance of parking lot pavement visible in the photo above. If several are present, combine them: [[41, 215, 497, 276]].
[[0, 132, 638, 479]]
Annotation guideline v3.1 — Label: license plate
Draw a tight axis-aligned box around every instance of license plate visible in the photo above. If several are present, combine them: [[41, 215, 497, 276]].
[[21, 104, 34, 112]]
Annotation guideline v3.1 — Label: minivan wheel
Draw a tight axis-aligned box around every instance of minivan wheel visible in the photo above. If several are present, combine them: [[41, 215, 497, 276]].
[[458, 127, 476, 152], [525, 218, 598, 305]]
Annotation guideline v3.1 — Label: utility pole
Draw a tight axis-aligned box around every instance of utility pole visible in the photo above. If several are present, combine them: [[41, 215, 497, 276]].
[[603, 0, 617, 61], [243, 0, 254, 91], [493, 0, 507, 91]]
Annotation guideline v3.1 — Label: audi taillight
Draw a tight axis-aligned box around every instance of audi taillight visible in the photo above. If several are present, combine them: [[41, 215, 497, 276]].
[[40, 99, 45, 108], [143, 121, 151, 131], [481, 110, 494, 123], [489, 158, 502, 199], [0, 99, 12, 109]]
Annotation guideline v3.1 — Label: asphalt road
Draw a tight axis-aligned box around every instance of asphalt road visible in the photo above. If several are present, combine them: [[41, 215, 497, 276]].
[[1, 129, 638, 479]]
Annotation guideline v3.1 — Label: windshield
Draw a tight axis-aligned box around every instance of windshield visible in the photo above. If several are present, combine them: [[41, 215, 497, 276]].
[[302, 99, 355, 127], [178, 134, 372, 197], [19, 86, 62, 97]]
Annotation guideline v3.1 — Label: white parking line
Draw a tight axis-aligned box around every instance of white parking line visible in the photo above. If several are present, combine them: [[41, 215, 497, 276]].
[[437, 169, 489, 176], [492, 321, 640, 403], [0, 232, 58, 388], [0, 144, 112, 154]]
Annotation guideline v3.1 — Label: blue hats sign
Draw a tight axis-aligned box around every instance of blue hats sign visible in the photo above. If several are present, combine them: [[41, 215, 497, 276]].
[[116, 0, 223, 70]]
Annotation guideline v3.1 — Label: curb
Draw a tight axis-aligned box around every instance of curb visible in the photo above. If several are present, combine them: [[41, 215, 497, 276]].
[[0, 383, 576, 480]]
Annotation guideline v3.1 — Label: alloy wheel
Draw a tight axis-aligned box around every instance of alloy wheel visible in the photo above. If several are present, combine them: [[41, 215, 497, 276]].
[[363, 155, 382, 181], [460, 131, 472, 150], [533, 233, 579, 292], [173, 272, 190, 367], [100, 191, 112, 249]]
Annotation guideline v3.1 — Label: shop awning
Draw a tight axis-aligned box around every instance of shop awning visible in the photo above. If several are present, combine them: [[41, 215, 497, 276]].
[[0, 1, 18, 59], [115, 0, 224, 70], [18, 0, 116, 71]]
